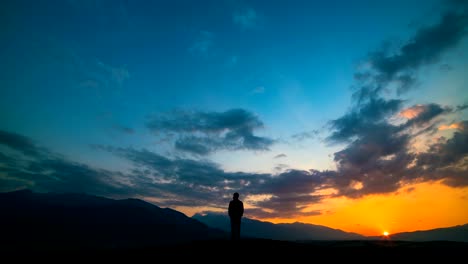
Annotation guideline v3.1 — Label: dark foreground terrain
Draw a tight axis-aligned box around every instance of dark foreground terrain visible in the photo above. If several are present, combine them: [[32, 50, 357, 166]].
[[2, 191, 466, 261], [3, 238, 466, 261]]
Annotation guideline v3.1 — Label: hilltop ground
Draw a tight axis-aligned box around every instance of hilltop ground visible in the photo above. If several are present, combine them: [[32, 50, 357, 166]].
[[4, 238, 466, 262]]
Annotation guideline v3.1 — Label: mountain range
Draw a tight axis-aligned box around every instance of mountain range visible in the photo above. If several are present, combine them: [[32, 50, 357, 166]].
[[0, 189, 227, 250], [1, 189, 467, 253], [193, 212, 365, 240], [193, 212, 468, 242]]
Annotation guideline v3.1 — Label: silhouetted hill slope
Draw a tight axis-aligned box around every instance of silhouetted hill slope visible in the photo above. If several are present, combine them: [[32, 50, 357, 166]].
[[373, 224, 468, 242], [193, 212, 364, 240], [0, 190, 227, 250], [8, 238, 467, 261]]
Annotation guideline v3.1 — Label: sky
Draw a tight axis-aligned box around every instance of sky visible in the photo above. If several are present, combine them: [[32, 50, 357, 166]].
[[1, 0, 467, 236]]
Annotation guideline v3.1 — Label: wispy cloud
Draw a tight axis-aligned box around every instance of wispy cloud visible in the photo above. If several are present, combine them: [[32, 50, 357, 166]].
[[291, 130, 319, 141], [146, 108, 275, 155], [274, 153, 287, 159], [112, 124, 134, 134], [353, 4, 468, 100]]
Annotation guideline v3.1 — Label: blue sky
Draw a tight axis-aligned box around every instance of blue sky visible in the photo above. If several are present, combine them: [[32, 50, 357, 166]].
[[1, 0, 467, 233]]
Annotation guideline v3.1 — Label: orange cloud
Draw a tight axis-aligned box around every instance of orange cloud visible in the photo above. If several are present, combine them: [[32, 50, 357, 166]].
[[399, 105, 426, 119], [439, 122, 463, 131]]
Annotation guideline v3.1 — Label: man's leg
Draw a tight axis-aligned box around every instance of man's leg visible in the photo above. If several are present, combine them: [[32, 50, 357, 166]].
[[230, 219, 236, 240]]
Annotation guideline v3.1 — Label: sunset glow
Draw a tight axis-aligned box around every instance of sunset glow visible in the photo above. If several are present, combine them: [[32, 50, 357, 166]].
[[1, 0, 467, 238]]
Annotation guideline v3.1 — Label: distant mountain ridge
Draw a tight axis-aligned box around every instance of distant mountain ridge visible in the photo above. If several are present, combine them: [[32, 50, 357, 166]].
[[370, 224, 468, 242], [0, 189, 227, 250], [194, 212, 468, 242], [193, 212, 365, 240], [1, 189, 466, 253]]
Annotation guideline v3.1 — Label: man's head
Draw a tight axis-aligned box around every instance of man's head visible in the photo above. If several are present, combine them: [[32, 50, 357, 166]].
[[233, 192, 239, 199]]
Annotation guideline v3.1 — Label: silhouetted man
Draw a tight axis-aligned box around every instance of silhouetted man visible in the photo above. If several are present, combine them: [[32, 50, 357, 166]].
[[228, 192, 244, 241]]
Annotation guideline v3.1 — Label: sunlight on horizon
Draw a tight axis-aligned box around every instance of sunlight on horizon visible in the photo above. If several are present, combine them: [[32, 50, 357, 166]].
[[255, 181, 468, 236]]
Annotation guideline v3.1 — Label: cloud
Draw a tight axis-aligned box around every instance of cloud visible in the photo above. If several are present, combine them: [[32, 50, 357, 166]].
[[103, 146, 329, 217], [323, 2, 468, 198], [1, 1, 467, 220], [233, 8, 259, 30], [0, 130, 129, 195], [414, 120, 468, 187], [327, 98, 404, 143], [456, 103, 468, 111], [400, 103, 451, 128], [2, 122, 468, 219], [146, 108, 275, 155], [291, 130, 319, 141], [399, 105, 428, 119], [439, 122, 465, 130], [189, 31, 214, 55], [94, 145, 273, 209], [273, 163, 289, 173], [0, 130, 325, 218], [326, 100, 465, 198], [0, 130, 44, 157], [274, 153, 287, 159], [353, 7, 468, 100], [112, 124, 135, 134]]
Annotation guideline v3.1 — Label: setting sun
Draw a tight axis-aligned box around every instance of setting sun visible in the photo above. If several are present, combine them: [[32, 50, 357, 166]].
[[383, 231, 390, 236]]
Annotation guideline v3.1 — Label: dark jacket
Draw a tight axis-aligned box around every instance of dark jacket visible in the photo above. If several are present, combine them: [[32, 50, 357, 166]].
[[228, 199, 244, 219]]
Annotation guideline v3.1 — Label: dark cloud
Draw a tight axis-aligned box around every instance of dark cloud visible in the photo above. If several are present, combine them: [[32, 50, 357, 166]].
[[413, 120, 468, 187], [244, 169, 331, 217], [353, 7, 467, 99], [274, 163, 289, 173], [2, 119, 468, 220], [328, 121, 413, 198], [274, 153, 287, 159], [0, 130, 44, 157], [291, 130, 319, 141], [93, 146, 330, 217], [112, 124, 134, 134], [0, 130, 130, 196], [323, 2, 468, 198], [2, 131, 272, 213], [146, 108, 275, 155], [252, 194, 323, 218], [326, 100, 465, 197], [401, 103, 452, 128], [372, 11, 466, 76], [93, 145, 272, 209], [327, 98, 404, 143], [456, 103, 468, 111]]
